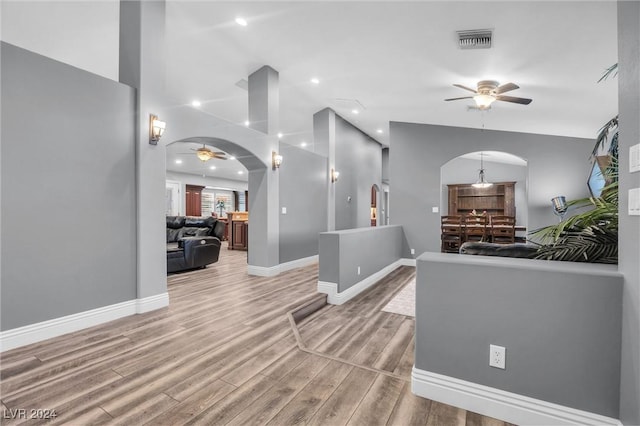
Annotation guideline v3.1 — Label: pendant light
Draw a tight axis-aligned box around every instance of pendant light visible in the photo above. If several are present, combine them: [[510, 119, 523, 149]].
[[472, 152, 493, 188]]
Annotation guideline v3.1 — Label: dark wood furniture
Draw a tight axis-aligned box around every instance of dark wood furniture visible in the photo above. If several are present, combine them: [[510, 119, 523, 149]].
[[463, 214, 489, 242], [185, 184, 205, 216], [227, 211, 248, 250], [447, 182, 515, 217], [489, 215, 516, 244], [441, 215, 463, 253]]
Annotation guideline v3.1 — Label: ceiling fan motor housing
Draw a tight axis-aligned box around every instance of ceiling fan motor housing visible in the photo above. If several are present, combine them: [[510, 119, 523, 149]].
[[477, 80, 499, 94]]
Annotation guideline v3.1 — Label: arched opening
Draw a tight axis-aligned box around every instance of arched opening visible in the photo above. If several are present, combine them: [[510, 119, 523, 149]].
[[164, 136, 267, 268], [370, 184, 380, 226], [440, 151, 529, 248]]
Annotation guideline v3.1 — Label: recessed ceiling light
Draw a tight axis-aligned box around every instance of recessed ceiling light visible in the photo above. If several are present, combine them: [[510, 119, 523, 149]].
[[237, 170, 244, 175], [376, 129, 383, 134], [352, 109, 359, 115], [191, 100, 201, 107], [310, 78, 320, 85], [209, 166, 216, 170], [277, 132, 283, 139], [175, 159, 183, 164], [229, 156, 236, 160], [244, 120, 250, 127], [300, 141, 307, 147], [235, 17, 248, 27]]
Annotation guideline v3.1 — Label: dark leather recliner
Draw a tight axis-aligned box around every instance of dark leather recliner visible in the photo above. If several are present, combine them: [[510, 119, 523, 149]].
[[166, 216, 225, 273]]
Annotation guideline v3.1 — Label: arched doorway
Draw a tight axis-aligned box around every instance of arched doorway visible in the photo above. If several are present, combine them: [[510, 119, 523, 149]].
[[370, 184, 380, 226], [165, 136, 268, 264], [440, 150, 529, 240]]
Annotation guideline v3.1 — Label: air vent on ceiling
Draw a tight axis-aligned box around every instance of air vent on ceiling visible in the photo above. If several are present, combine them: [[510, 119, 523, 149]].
[[457, 29, 492, 49]]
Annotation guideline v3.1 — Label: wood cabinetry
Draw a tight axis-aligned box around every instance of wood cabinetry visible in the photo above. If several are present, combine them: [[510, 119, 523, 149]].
[[227, 211, 248, 251], [185, 185, 204, 216], [447, 182, 515, 217]]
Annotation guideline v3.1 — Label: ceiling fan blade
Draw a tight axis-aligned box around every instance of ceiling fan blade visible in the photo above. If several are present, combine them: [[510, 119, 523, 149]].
[[453, 84, 478, 94], [445, 96, 474, 101], [496, 95, 532, 105], [213, 155, 228, 160], [495, 82, 519, 94]]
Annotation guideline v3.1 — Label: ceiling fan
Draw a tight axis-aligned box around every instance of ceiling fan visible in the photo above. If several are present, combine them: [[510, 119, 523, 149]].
[[445, 80, 532, 110], [179, 145, 228, 162]]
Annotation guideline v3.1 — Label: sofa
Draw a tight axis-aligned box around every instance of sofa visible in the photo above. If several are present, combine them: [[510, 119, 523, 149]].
[[459, 241, 539, 259], [166, 216, 225, 273]]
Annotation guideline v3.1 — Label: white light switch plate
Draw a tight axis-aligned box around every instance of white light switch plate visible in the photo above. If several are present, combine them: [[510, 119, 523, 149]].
[[630, 144, 640, 173], [629, 188, 640, 216], [281, 207, 287, 214], [432, 206, 439, 213]]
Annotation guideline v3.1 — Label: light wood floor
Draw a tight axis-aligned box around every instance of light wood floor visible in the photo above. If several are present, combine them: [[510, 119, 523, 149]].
[[1, 244, 512, 425]]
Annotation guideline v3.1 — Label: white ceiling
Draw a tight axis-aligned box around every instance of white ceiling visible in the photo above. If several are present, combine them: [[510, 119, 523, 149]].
[[165, 1, 619, 149], [2, 1, 619, 173], [166, 142, 249, 181]]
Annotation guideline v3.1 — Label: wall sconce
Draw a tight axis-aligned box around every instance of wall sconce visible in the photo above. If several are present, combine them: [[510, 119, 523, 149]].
[[272, 151, 283, 169], [149, 114, 166, 145], [330, 168, 340, 183]]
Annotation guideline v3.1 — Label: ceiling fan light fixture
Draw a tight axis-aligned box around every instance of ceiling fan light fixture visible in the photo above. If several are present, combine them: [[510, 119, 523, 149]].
[[473, 94, 496, 109], [196, 148, 213, 162]]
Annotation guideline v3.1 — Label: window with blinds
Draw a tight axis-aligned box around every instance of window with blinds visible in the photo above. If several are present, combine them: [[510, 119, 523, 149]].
[[201, 189, 234, 218]]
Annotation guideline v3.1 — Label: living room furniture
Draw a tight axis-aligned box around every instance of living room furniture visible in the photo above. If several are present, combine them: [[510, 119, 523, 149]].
[[463, 214, 488, 242], [166, 216, 224, 273], [447, 182, 515, 217], [441, 215, 463, 253], [227, 211, 248, 251], [489, 215, 516, 243]]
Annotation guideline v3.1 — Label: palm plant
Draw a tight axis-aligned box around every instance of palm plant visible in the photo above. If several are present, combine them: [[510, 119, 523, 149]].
[[531, 157, 618, 263], [529, 63, 619, 264]]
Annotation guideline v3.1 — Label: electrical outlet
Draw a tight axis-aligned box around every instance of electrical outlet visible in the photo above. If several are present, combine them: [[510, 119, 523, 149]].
[[410, 248, 415, 255], [489, 344, 506, 369], [357, 266, 361, 275]]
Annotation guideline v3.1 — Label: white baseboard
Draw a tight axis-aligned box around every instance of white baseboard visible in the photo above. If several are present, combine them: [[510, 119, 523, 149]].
[[0, 293, 169, 352], [248, 255, 319, 277], [136, 292, 170, 313], [317, 258, 408, 305], [411, 368, 621, 426], [400, 257, 416, 267], [247, 264, 280, 277], [279, 255, 318, 273]]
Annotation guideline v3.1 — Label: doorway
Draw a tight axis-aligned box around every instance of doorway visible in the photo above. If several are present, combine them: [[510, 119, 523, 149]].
[[371, 184, 380, 226]]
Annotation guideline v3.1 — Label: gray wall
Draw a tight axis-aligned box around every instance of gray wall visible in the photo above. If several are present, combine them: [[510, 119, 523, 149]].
[[416, 252, 623, 418], [1, 42, 136, 330], [279, 143, 328, 263], [390, 122, 593, 257], [319, 225, 403, 292], [441, 157, 528, 226], [334, 115, 382, 230], [617, 1, 640, 424]]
